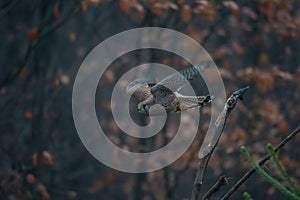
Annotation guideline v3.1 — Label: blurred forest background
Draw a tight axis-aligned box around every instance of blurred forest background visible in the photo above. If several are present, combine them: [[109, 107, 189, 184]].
[[1, 0, 300, 199]]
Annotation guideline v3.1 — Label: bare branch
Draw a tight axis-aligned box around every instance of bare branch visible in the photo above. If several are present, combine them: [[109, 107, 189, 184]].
[[221, 126, 300, 200], [191, 86, 249, 200], [202, 176, 229, 200]]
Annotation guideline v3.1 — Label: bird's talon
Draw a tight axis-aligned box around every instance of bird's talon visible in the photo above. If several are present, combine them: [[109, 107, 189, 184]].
[[137, 103, 143, 111]]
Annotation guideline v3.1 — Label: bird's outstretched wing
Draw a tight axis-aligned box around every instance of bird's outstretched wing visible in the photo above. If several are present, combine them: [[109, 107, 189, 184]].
[[126, 77, 156, 102], [151, 60, 214, 93], [175, 93, 213, 112]]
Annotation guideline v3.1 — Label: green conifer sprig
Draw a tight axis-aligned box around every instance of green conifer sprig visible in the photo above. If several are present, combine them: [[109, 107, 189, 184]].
[[266, 143, 300, 197], [240, 146, 300, 200]]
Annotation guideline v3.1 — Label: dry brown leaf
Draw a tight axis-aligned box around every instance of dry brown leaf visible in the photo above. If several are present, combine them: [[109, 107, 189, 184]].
[[223, 1, 240, 15], [151, 2, 178, 15], [99, 101, 111, 112], [24, 111, 33, 120], [26, 28, 39, 40], [41, 190, 50, 200], [26, 174, 36, 185], [193, 2, 216, 21], [107, 121, 119, 132], [133, 3, 144, 20], [119, 0, 130, 15], [184, 26, 204, 43], [66, 191, 77, 199], [231, 127, 247, 143], [236, 67, 255, 81], [103, 69, 114, 83], [119, 0, 144, 19], [267, 187, 276, 196], [86, 0, 102, 7], [195, 0, 208, 6], [272, 66, 294, 81], [89, 173, 115, 193], [42, 150, 54, 165], [242, 7, 257, 20], [81, 1, 88, 13], [232, 42, 244, 54], [212, 49, 225, 59], [32, 153, 38, 166], [254, 70, 274, 93], [165, 2, 179, 10], [36, 183, 50, 200], [60, 75, 70, 85], [151, 3, 163, 15], [237, 67, 275, 93], [181, 5, 192, 22], [281, 156, 294, 168], [259, 52, 269, 64], [258, 99, 282, 124], [89, 179, 104, 193], [219, 67, 233, 79], [277, 120, 289, 135], [53, 2, 60, 18], [69, 32, 76, 42]]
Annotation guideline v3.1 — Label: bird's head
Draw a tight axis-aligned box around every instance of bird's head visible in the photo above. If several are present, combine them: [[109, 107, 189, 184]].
[[126, 77, 156, 96]]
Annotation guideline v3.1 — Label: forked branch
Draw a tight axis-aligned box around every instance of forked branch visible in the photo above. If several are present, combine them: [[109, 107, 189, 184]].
[[191, 86, 249, 200]]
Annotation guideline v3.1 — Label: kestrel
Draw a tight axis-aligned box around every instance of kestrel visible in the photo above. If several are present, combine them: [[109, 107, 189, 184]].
[[126, 61, 214, 115]]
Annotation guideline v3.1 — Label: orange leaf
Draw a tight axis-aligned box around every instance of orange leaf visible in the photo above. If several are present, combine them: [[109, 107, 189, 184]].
[[259, 53, 269, 64], [193, 2, 216, 21], [60, 75, 70, 85], [223, 1, 240, 15], [66, 191, 77, 199], [36, 183, 50, 200], [24, 111, 33, 120], [42, 151, 54, 165], [68, 32, 76, 42], [165, 2, 178, 10], [26, 174, 36, 184], [151, 3, 163, 15], [135, 4, 145, 20], [81, 1, 88, 13], [119, 0, 131, 15], [26, 29, 39, 40], [272, 66, 294, 81], [181, 5, 192, 22], [277, 120, 289, 135], [41, 190, 50, 200], [232, 42, 244, 54], [255, 71, 274, 93], [231, 127, 247, 143], [87, 0, 102, 7], [53, 2, 60, 18], [212, 49, 225, 59], [220, 67, 233, 79], [32, 153, 38, 166]]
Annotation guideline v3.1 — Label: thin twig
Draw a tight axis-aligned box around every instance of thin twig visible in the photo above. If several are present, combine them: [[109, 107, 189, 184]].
[[221, 126, 300, 200], [202, 176, 229, 200], [0, 1, 80, 90]]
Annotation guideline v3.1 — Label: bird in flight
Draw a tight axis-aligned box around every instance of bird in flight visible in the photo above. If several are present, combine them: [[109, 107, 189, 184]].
[[126, 61, 214, 116]]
